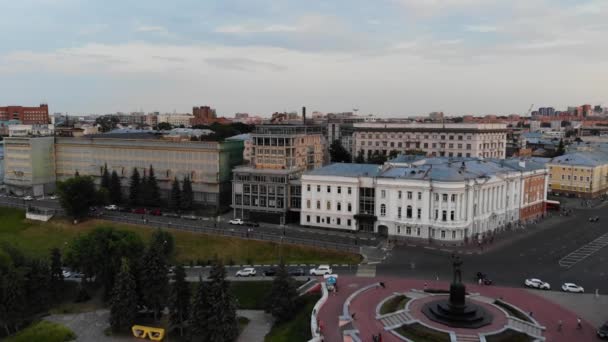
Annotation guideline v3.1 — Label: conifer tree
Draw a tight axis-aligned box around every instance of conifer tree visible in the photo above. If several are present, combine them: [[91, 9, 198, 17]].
[[147, 165, 161, 207], [169, 265, 190, 336], [265, 262, 298, 323], [180, 176, 193, 211], [139, 241, 169, 321], [168, 177, 181, 211], [205, 260, 238, 342], [109, 258, 138, 332], [189, 277, 212, 341], [50, 248, 64, 298], [129, 168, 141, 206], [110, 170, 123, 204], [101, 164, 111, 190]]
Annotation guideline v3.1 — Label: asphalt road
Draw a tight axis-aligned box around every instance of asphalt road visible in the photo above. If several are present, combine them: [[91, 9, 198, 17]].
[[378, 205, 608, 293]]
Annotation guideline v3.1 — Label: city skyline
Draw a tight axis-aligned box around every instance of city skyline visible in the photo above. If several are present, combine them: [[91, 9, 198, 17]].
[[1, 0, 607, 116]]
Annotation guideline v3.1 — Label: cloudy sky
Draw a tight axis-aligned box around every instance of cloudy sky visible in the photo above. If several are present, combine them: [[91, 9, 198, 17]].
[[1, 0, 607, 117]]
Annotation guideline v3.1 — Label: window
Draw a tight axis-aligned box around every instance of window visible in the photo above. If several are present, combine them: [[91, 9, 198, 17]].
[[381, 190, 386, 198], [441, 230, 446, 238], [397, 227, 401, 234], [337, 202, 342, 211], [443, 194, 448, 202], [306, 200, 311, 209], [337, 186, 342, 194], [316, 201, 321, 209], [435, 209, 438, 220], [347, 219, 351, 226], [337, 218, 341, 225], [466, 144, 471, 150], [307, 184, 311, 191], [424, 143, 428, 148], [466, 153, 471, 157], [316, 216, 320, 223], [327, 201, 331, 210], [327, 186, 331, 193], [435, 194, 439, 201], [348, 187, 352, 195], [407, 191, 412, 199], [406, 205, 412, 218], [317, 185, 321, 192], [417, 208, 421, 219], [418, 192, 422, 200], [450, 210, 455, 220], [348, 203, 352, 212], [326, 216, 330, 224], [417, 227, 421, 236], [442, 210, 447, 221], [406, 227, 411, 235], [574, 176, 577, 180], [398, 207, 402, 218], [306, 215, 310, 222], [398, 191, 402, 199], [451, 194, 456, 202], [380, 204, 386, 216]]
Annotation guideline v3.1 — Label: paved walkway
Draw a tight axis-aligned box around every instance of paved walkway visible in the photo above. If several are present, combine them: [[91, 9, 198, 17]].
[[316, 276, 600, 342], [531, 290, 608, 327], [236, 310, 273, 342]]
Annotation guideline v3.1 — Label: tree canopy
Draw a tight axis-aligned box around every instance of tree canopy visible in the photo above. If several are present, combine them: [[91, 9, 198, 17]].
[[329, 140, 351, 163], [57, 175, 99, 219]]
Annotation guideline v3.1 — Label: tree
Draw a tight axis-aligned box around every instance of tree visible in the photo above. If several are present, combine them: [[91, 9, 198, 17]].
[[24, 259, 51, 316], [66, 227, 144, 299], [265, 263, 298, 323], [109, 258, 138, 333], [388, 150, 400, 159], [329, 140, 351, 163], [556, 139, 565, 156], [50, 248, 64, 298], [101, 164, 110, 190], [129, 168, 141, 206], [354, 149, 365, 163], [205, 260, 238, 342], [168, 177, 181, 211], [368, 151, 387, 164], [139, 241, 169, 321], [189, 277, 212, 341], [151, 229, 175, 260], [156, 122, 173, 131], [139, 174, 149, 208], [95, 116, 120, 133], [0, 266, 27, 335], [110, 171, 123, 204], [169, 265, 190, 337], [146, 166, 161, 207], [57, 176, 98, 219], [180, 177, 193, 211]]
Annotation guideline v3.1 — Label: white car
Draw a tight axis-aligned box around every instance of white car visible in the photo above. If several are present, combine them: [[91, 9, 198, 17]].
[[562, 283, 584, 293], [229, 218, 244, 225], [309, 265, 333, 276], [62, 270, 72, 278], [105, 204, 118, 210], [236, 268, 256, 277], [524, 278, 551, 290], [23, 196, 34, 201], [49, 195, 58, 200]]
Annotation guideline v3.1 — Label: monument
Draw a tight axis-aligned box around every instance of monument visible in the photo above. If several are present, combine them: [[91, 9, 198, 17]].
[[422, 254, 493, 328]]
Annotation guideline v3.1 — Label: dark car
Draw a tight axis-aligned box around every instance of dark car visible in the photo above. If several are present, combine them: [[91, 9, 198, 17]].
[[132, 208, 146, 214], [289, 268, 305, 277], [245, 221, 260, 227], [589, 216, 600, 222], [149, 209, 162, 216], [263, 267, 277, 276], [598, 322, 608, 339]]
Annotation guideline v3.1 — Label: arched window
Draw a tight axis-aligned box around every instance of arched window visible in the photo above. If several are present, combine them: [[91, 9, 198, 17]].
[[380, 204, 386, 216]]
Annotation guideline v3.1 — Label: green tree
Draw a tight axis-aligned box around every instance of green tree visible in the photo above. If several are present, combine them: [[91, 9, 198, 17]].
[[169, 265, 190, 337], [129, 168, 141, 206], [146, 165, 161, 207], [329, 140, 351, 163], [110, 171, 123, 204], [180, 177, 193, 211], [50, 248, 64, 299], [354, 149, 365, 163], [388, 150, 400, 159], [109, 258, 138, 333], [368, 151, 387, 164], [151, 229, 175, 260], [24, 259, 51, 316], [156, 122, 173, 131], [139, 241, 169, 321], [168, 177, 181, 212], [100, 164, 110, 190], [0, 265, 27, 335], [205, 260, 238, 342], [139, 174, 149, 207], [95, 115, 120, 133], [66, 227, 144, 299], [556, 139, 565, 156], [188, 277, 211, 341], [265, 262, 298, 323], [57, 176, 98, 219]]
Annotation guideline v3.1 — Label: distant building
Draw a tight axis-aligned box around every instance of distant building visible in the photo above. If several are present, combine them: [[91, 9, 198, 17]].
[[326, 113, 365, 156], [157, 113, 194, 127], [428, 112, 444, 121], [547, 151, 608, 198], [0, 104, 49, 125], [3, 136, 56, 196], [191, 106, 216, 126], [538, 107, 555, 116]]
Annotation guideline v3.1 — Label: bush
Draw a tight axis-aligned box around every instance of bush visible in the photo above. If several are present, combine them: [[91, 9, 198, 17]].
[[5, 321, 76, 342]]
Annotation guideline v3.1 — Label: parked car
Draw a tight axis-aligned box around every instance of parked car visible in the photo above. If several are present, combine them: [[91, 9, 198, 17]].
[[23, 196, 34, 201], [263, 267, 277, 276], [589, 216, 600, 222], [49, 195, 58, 200], [236, 268, 257, 277], [181, 214, 198, 220], [149, 209, 162, 216], [105, 204, 118, 211], [598, 321, 608, 339], [62, 270, 72, 278], [289, 268, 305, 277], [162, 212, 180, 218], [561, 282, 584, 293], [229, 218, 244, 225], [132, 208, 146, 214], [245, 221, 260, 227], [309, 265, 332, 276], [524, 278, 551, 290]]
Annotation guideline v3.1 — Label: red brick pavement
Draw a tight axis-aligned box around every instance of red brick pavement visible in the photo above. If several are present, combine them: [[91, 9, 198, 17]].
[[316, 276, 600, 342]]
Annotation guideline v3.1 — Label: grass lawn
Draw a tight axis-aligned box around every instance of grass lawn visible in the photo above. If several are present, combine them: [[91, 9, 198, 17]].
[[395, 323, 451, 342], [4, 320, 76, 342], [0, 208, 360, 265], [230, 281, 304, 310], [264, 293, 319, 342], [379, 295, 410, 315]]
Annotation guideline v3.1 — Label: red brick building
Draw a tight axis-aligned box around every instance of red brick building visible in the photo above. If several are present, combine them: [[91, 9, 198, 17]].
[[520, 173, 547, 222], [0, 104, 49, 124], [190, 105, 231, 126]]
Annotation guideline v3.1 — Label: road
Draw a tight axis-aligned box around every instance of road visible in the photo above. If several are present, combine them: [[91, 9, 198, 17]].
[[378, 205, 608, 293]]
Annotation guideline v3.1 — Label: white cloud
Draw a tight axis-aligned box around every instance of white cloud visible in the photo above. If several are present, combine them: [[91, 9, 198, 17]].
[[215, 24, 298, 34], [135, 25, 169, 34], [464, 25, 498, 33]]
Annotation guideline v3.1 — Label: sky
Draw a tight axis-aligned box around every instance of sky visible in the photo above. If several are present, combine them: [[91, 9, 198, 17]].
[[0, 0, 607, 117]]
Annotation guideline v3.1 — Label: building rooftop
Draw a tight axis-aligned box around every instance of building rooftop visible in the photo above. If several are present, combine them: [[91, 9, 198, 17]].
[[549, 151, 608, 167], [305, 163, 382, 177], [226, 133, 252, 141]]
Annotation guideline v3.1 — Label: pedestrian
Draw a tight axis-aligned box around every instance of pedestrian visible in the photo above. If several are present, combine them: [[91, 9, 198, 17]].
[[577, 317, 582, 330], [557, 320, 562, 332], [379, 282, 385, 289], [372, 334, 378, 342], [351, 312, 356, 320], [478, 278, 482, 285], [529, 311, 533, 318], [378, 332, 382, 342], [424, 282, 428, 290]]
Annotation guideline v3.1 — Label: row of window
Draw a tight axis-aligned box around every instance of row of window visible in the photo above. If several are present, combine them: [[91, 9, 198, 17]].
[[307, 184, 353, 194], [305, 215, 352, 226], [559, 175, 591, 182], [306, 200, 353, 212], [360, 133, 477, 140], [364, 149, 474, 158], [362, 141, 474, 150]]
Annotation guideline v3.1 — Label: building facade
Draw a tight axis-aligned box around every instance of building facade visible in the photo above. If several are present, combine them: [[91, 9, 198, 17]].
[[327, 114, 365, 156], [0, 104, 49, 125], [353, 123, 507, 160], [157, 113, 194, 127], [53, 136, 244, 208], [3, 136, 56, 196], [300, 157, 548, 243], [547, 151, 608, 198]]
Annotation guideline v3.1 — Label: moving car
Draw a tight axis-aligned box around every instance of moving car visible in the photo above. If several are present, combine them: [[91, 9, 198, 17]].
[[289, 268, 305, 277], [589, 216, 600, 222], [62, 270, 72, 278], [561, 282, 584, 293], [162, 212, 180, 218], [263, 267, 277, 276], [236, 268, 256, 277], [229, 218, 244, 225], [105, 204, 118, 211], [309, 265, 332, 276], [132, 208, 146, 214], [23, 196, 34, 201], [181, 214, 198, 220], [245, 221, 260, 227], [524, 278, 551, 290], [598, 321, 608, 339], [49, 195, 58, 200], [149, 209, 162, 216]]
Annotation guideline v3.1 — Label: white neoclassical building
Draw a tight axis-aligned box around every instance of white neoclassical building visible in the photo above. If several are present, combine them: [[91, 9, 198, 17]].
[[300, 156, 548, 243]]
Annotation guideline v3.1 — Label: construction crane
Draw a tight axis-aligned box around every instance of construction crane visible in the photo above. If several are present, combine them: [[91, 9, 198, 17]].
[[525, 104, 534, 117]]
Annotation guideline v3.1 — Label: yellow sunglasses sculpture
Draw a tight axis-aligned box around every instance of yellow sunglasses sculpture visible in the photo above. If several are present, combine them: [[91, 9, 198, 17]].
[[132, 325, 165, 341]]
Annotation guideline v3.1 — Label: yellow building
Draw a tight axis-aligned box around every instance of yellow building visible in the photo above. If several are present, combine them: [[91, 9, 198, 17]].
[[547, 151, 608, 198]]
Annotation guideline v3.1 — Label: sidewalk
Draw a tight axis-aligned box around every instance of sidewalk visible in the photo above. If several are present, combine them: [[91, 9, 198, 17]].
[[236, 310, 273, 342]]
